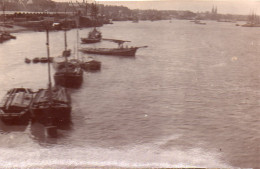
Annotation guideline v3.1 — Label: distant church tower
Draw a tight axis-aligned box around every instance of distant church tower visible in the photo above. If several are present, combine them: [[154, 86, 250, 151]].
[[212, 6, 217, 14]]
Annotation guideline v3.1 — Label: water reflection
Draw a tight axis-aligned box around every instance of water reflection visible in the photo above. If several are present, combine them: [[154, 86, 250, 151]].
[[0, 119, 73, 145], [30, 121, 73, 145], [0, 120, 28, 133]]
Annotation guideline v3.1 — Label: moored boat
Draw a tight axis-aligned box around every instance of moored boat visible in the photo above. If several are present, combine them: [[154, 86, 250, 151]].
[[30, 87, 71, 125], [81, 27, 102, 44], [80, 57, 101, 71], [0, 31, 16, 43], [0, 88, 34, 124], [80, 39, 147, 57], [30, 29, 72, 126], [54, 29, 83, 88], [32, 57, 40, 63], [25, 58, 31, 64], [40, 57, 48, 63], [52, 49, 71, 70], [80, 47, 139, 56], [54, 66, 83, 88], [242, 11, 260, 27]]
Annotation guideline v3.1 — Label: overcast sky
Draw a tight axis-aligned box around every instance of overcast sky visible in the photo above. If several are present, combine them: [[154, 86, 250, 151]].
[[53, 0, 260, 15]]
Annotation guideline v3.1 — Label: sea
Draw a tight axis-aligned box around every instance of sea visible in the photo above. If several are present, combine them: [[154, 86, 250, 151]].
[[0, 20, 259, 169]]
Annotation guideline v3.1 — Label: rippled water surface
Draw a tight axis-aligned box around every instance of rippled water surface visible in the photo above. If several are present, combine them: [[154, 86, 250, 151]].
[[0, 20, 259, 168]]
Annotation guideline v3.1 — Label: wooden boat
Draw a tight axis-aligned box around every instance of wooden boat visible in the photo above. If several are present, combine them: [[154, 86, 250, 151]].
[[0, 88, 34, 124], [0, 32, 16, 43], [30, 29, 71, 126], [54, 29, 83, 88], [53, 59, 78, 71], [80, 57, 101, 71], [81, 28, 102, 44], [80, 39, 147, 57], [25, 58, 31, 64], [54, 66, 83, 88], [69, 58, 81, 66], [80, 47, 140, 56], [32, 57, 40, 63], [30, 87, 71, 125], [40, 57, 48, 63], [52, 49, 71, 70]]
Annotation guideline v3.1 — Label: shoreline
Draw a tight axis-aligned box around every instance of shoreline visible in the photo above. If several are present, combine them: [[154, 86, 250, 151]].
[[0, 25, 32, 33]]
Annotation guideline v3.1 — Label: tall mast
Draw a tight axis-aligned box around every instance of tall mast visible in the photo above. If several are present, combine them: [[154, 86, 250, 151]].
[[76, 27, 79, 60], [95, 1, 97, 26], [2, 0, 5, 28], [76, 13, 79, 60], [46, 28, 53, 104], [64, 29, 67, 51], [64, 28, 69, 72], [84, 0, 88, 16], [64, 8, 68, 72]]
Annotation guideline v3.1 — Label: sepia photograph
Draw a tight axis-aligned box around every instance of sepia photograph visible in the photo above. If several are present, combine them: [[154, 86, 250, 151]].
[[0, 0, 259, 168]]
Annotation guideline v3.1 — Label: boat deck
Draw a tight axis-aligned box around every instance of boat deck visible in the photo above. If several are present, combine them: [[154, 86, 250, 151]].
[[0, 88, 33, 113]]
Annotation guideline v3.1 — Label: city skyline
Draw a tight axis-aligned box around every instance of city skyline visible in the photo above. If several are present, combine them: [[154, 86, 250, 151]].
[[52, 0, 260, 15]]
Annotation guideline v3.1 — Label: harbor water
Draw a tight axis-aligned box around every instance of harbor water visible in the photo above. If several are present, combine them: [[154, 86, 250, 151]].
[[0, 20, 259, 168]]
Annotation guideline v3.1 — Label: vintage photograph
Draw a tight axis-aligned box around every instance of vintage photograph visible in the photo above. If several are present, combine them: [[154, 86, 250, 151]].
[[0, 0, 259, 168]]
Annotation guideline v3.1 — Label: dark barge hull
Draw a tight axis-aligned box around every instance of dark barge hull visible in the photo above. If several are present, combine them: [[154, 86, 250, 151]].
[[0, 110, 30, 124], [0, 88, 33, 124], [30, 105, 71, 125], [54, 68, 83, 88], [54, 74, 83, 88], [80, 47, 138, 56], [30, 88, 71, 125]]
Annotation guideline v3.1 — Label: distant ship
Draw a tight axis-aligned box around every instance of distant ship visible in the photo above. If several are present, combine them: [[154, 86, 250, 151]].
[[242, 12, 260, 27]]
